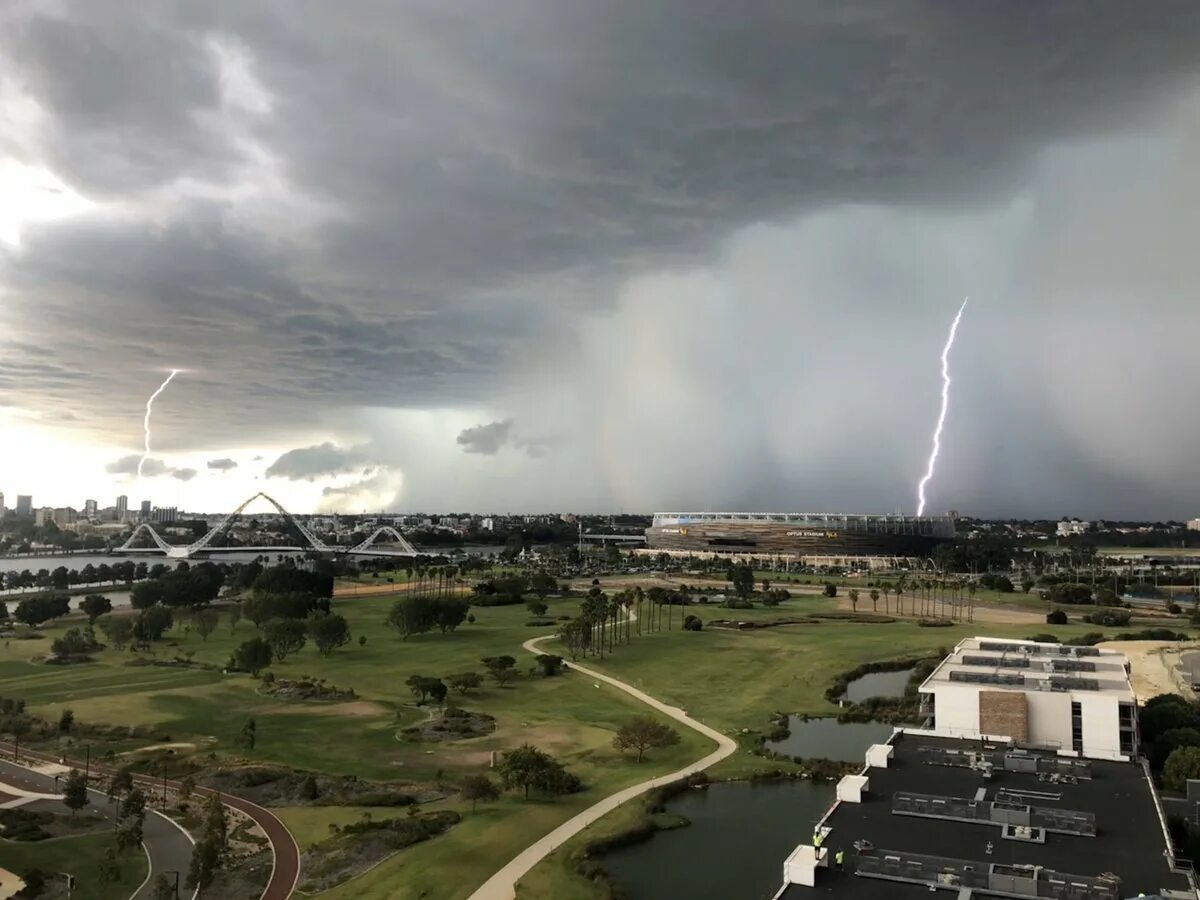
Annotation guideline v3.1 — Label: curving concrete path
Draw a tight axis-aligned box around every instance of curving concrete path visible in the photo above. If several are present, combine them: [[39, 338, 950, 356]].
[[465, 632, 738, 900]]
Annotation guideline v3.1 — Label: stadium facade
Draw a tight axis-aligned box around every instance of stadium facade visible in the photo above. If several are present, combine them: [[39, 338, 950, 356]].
[[643, 512, 956, 567]]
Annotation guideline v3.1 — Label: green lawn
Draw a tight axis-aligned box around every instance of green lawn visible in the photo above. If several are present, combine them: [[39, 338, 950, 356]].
[[513, 603, 1137, 898], [1, 595, 715, 899], [0, 832, 147, 900]]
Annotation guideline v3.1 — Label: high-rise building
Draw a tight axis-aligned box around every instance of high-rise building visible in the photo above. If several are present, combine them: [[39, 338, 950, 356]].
[[0, 491, 5, 513], [152, 506, 178, 523], [16, 495, 33, 517], [140, 500, 152, 520], [34, 507, 52, 526], [84, 499, 98, 518], [52, 508, 78, 527], [116, 495, 128, 520], [1189, 518, 1200, 532]]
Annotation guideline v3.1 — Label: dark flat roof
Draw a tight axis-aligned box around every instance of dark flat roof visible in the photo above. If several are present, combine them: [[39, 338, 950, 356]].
[[781, 733, 1189, 900]]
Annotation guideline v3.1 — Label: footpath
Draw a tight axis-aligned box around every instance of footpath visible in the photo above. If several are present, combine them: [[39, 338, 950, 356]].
[[466, 632, 738, 900]]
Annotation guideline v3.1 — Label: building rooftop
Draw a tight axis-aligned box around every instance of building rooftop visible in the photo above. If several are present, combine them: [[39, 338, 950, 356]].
[[780, 732, 1188, 900], [919, 636, 1135, 701]]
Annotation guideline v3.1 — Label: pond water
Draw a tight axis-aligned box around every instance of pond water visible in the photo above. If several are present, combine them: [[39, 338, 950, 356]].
[[764, 716, 895, 761], [602, 780, 835, 900], [843, 667, 915, 702]]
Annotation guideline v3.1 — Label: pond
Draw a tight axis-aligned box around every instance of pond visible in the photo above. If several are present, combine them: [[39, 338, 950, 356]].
[[764, 716, 895, 761], [602, 780, 835, 900], [843, 667, 915, 702]]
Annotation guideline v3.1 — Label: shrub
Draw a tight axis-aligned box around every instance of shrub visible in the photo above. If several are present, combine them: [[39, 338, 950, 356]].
[[1046, 609, 1068, 625], [682, 615, 702, 631], [1164, 746, 1200, 792]]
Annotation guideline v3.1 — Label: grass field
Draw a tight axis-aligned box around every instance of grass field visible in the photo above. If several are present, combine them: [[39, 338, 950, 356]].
[[0, 594, 714, 899], [0, 832, 147, 900], [513, 598, 1145, 898]]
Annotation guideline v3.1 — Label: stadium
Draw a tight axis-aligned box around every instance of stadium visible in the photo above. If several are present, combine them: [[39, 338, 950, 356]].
[[643, 511, 957, 568]]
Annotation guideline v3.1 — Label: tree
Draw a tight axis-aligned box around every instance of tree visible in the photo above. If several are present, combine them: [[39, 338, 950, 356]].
[[530, 572, 557, 600], [386, 595, 434, 640], [130, 580, 166, 610], [107, 767, 134, 801], [265, 619, 307, 661], [823, 583, 837, 598], [228, 604, 243, 633], [869, 589, 880, 612], [308, 613, 351, 656], [433, 597, 470, 634], [98, 615, 134, 650], [728, 564, 754, 600], [1046, 609, 1068, 625], [239, 718, 257, 750], [58, 708, 74, 733], [406, 675, 446, 704], [14, 594, 70, 626], [230, 637, 273, 675], [460, 774, 500, 812], [446, 672, 484, 695], [682, 614, 702, 631], [496, 744, 580, 799], [187, 796, 230, 894], [193, 607, 220, 641], [482, 655, 518, 686], [116, 788, 146, 850], [301, 775, 320, 801], [612, 715, 681, 762], [525, 599, 549, 617], [150, 875, 177, 900], [534, 654, 565, 677], [80, 594, 113, 622], [1142, 695, 1200, 743], [133, 605, 173, 643], [62, 768, 89, 816], [1164, 746, 1200, 791], [848, 589, 860, 611], [98, 847, 123, 883]]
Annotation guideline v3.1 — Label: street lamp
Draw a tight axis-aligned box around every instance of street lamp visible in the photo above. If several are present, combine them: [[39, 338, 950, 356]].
[[164, 870, 181, 899]]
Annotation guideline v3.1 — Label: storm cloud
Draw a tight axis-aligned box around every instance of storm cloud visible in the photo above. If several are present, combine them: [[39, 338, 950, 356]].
[[265, 443, 373, 481], [4, 2, 1200, 515], [456, 421, 513, 455], [206, 458, 238, 471]]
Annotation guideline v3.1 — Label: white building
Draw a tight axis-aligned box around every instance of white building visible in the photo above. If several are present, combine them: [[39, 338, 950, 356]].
[[1188, 518, 1200, 532], [918, 637, 1137, 761], [1056, 519, 1090, 536]]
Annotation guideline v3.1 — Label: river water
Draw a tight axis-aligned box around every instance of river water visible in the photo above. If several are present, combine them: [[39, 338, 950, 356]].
[[602, 780, 835, 900], [0, 544, 505, 574], [843, 667, 915, 702]]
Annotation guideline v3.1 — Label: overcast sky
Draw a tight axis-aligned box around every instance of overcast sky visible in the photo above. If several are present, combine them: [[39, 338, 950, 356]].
[[3, 1, 1200, 518]]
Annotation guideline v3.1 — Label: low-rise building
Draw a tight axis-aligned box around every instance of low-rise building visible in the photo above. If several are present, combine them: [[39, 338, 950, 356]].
[[918, 636, 1137, 761], [1056, 519, 1089, 536]]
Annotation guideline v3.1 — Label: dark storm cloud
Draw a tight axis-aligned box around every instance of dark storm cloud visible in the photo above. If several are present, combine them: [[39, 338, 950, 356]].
[[456, 421, 512, 455], [104, 454, 195, 481], [265, 442, 372, 480], [6, 1, 1200, 513], [206, 458, 238, 471]]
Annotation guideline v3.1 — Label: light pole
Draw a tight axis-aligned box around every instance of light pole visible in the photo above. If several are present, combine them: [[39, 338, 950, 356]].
[[164, 870, 181, 899]]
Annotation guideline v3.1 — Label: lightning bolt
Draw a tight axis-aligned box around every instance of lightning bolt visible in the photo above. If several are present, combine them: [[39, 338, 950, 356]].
[[138, 369, 180, 479], [915, 298, 967, 516]]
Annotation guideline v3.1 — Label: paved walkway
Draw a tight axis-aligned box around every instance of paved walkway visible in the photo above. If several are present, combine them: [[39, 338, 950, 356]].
[[0, 743, 300, 900], [0, 757, 196, 900], [465, 632, 738, 900]]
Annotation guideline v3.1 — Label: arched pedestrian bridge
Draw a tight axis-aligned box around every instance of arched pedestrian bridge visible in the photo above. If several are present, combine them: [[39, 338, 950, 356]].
[[115, 492, 419, 560]]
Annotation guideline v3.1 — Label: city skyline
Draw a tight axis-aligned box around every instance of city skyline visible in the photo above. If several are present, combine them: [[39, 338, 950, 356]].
[[4, 3, 1200, 518]]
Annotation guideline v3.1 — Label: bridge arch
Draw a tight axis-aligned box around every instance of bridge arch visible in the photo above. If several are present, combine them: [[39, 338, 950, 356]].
[[188, 492, 329, 553], [350, 526, 418, 555]]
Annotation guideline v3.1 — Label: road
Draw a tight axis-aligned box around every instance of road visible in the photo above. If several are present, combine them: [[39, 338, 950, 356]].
[[0, 757, 195, 900], [0, 743, 301, 900], [465, 631, 738, 900]]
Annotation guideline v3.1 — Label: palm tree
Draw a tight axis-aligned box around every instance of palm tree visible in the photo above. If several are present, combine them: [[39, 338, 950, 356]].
[[870, 589, 879, 612], [849, 589, 860, 612]]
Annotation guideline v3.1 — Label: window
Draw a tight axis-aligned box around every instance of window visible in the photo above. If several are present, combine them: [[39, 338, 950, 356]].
[[1071, 701, 1083, 754], [1118, 702, 1136, 755]]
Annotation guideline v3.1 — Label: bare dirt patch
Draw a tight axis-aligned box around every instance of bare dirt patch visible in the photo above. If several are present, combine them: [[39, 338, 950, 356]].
[[1099, 640, 1198, 702], [267, 700, 390, 718]]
